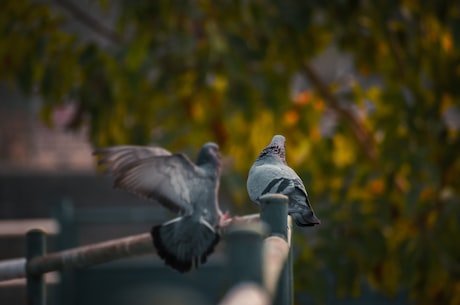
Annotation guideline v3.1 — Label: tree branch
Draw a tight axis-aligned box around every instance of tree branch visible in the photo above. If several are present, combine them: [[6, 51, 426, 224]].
[[302, 63, 378, 162], [55, 0, 121, 45]]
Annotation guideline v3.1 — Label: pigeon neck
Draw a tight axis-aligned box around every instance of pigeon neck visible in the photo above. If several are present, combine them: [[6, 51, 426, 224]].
[[200, 162, 221, 179], [196, 156, 221, 176], [256, 147, 286, 163]]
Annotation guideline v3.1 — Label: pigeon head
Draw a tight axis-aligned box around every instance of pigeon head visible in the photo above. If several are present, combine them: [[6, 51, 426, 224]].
[[257, 135, 286, 161], [196, 142, 222, 169]]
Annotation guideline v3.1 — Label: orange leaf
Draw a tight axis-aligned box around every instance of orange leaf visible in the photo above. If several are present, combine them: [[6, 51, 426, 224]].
[[283, 109, 299, 126], [294, 91, 311, 105]]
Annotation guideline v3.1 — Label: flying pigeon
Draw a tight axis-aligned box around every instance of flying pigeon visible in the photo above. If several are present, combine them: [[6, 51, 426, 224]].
[[93, 143, 224, 272], [247, 135, 320, 227]]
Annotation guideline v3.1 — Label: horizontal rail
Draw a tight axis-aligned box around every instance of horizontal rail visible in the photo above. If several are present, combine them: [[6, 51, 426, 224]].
[[220, 283, 270, 305], [0, 233, 152, 281], [27, 232, 153, 276], [0, 258, 26, 281], [0, 272, 59, 287], [0, 219, 59, 236], [0, 213, 260, 281], [263, 236, 290, 297]]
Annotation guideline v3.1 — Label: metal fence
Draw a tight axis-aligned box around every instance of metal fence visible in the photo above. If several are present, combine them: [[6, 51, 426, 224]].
[[0, 194, 292, 305]]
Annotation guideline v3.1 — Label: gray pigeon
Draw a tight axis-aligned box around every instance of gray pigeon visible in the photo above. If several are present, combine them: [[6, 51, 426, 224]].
[[247, 135, 320, 226], [93, 143, 224, 272]]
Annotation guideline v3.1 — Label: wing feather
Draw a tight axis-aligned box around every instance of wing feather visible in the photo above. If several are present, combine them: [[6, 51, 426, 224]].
[[111, 154, 203, 214], [93, 145, 172, 173]]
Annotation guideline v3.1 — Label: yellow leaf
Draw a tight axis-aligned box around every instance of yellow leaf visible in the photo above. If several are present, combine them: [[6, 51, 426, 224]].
[[190, 100, 205, 122], [289, 139, 311, 166], [212, 74, 228, 92], [249, 110, 274, 154], [366, 86, 381, 102], [330, 177, 343, 190], [332, 134, 355, 167]]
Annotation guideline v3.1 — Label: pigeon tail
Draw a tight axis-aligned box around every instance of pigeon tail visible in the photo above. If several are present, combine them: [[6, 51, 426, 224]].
[[289, 209, 321, 227], [151, 216, 220, 273]]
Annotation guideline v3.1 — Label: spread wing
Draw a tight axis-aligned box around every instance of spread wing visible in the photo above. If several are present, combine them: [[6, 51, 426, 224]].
[[109, 154, 204, 214], [93, 145, 172, 174]]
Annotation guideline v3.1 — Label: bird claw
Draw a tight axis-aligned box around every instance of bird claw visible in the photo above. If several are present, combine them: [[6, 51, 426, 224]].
[[219, 211, 233, 227]]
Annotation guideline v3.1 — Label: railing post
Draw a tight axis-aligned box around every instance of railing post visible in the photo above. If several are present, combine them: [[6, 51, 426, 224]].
[[26, 229, 46, 305], [259, 194, 292, 305], [225, 222, 268, 286], [259, 194, 288, 239]]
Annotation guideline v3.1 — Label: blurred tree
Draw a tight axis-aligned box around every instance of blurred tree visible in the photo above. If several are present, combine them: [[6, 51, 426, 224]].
[[1, 0, 460, 304]]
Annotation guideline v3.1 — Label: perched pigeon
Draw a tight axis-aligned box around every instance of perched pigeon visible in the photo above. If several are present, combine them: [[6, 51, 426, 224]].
[[93, 143, 224, 272], [247, 135, 320, 226]]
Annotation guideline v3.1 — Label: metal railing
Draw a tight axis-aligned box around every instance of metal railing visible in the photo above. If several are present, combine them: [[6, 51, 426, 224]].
[[0, 194, 292, 305], [220, 193, 292, 305]]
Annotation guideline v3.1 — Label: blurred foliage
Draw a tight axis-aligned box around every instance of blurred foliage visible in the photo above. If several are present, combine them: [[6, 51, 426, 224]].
[[1, 0, 460, 304]]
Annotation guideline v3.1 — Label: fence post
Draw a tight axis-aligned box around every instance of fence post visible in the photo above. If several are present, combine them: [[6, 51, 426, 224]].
[[220, 222, 269, 305], [259, 194, 292, 305], [26, 229, 46, 305], [225, 222, 268, 286]]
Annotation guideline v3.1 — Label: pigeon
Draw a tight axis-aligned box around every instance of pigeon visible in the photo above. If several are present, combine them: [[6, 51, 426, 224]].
[[93, 143, 224, 272], [247, 135, 320, 227]]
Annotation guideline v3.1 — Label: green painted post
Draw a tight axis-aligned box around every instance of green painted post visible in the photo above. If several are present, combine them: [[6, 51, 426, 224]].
[[225, 222, 268, 286], [259, 193, 291, 305], [259, 194, 289, 239], [26, 229, 46, 305]]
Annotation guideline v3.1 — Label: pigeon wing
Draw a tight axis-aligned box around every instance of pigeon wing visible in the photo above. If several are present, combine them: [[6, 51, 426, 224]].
[[247, 163, 304, 200], [111, 154, 202, 214], [94, 145, 172, 174], [247, 163, 287, 202], [278, 166, 321, 226]]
